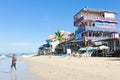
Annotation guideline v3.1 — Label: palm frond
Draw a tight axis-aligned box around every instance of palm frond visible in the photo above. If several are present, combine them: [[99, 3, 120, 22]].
[[54, 30, 65, 42]]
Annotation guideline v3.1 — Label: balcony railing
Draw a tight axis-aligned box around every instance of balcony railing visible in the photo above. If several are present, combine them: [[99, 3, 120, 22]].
[[85, 36, 110, 41], [84, 16, 118, 23], [74, 16, 118, 26], [86, 26, 119, 32], [75, 26, 120, 35]]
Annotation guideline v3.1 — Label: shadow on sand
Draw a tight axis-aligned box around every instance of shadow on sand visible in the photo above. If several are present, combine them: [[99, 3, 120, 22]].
[[106, 58, 120, 61]]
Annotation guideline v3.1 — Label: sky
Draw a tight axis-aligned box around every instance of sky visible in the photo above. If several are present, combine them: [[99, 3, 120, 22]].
[[0, 0, 120, 54]]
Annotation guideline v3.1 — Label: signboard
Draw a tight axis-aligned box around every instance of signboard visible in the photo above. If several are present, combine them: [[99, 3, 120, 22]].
[[67, 48, 71, 54], [111, 33, 119, 38], [104, 12, 115, 18]]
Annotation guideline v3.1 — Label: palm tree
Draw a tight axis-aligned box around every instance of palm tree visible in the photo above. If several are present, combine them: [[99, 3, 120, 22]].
[[54, 30, 65, 43], [54, 30, 66, 54]]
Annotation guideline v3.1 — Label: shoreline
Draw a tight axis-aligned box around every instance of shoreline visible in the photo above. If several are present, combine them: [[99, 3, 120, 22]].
[[0, 58, 40, 80], [23, 56, 120, 80]]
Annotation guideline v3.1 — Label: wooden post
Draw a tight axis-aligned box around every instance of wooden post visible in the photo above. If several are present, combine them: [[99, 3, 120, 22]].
[[119, 39, 120, 49], [84, 40, 86, 47], [114, 40, 116, 51]]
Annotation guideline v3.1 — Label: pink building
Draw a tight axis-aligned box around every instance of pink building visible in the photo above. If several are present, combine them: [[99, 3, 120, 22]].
[[73, 8, 120, 52]]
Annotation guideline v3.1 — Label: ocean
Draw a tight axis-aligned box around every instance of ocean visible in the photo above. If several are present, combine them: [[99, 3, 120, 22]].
[[0, 55, 6, 60], [0, 56, 40, 80]]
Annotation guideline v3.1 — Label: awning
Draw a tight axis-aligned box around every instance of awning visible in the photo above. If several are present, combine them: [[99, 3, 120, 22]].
[[71, 39, 83, 42], [99, 45, 109, 50], [94, 42, 102, 46]]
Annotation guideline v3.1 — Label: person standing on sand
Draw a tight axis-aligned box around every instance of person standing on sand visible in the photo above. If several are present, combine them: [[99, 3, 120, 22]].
[[11, 54, 17, 72]]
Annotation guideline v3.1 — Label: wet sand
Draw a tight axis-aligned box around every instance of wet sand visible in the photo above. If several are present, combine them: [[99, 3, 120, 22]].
[[0, 57, 40, 80], [23, 56, 120, 80]]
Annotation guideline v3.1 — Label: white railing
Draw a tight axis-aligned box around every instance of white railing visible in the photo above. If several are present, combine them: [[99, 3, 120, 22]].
[[85, 36, 110, 41]]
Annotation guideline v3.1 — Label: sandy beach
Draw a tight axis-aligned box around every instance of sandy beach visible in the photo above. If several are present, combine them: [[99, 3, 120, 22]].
[[23, 56, 120, 80]]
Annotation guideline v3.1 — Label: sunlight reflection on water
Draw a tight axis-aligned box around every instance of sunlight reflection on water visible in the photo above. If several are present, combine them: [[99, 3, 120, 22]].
[[0, 58, 40, 80]]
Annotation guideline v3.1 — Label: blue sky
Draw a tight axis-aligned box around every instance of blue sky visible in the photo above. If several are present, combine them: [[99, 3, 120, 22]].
[[0, 0, 120, 54]]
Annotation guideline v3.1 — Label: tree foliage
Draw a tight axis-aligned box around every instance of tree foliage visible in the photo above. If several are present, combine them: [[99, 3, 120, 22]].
[[54, 30, 65, 43]]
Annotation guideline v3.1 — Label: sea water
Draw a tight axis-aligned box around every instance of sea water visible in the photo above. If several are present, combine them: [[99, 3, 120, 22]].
[[0, 57, 40, 80]]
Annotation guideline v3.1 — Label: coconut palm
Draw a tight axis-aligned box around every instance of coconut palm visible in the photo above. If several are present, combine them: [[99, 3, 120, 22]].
[[53, 30, 66, 55], [54, 30, 65, 43]]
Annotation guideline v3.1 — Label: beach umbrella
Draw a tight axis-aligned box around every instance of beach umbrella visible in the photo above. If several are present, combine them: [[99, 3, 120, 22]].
[[79, 47, 86, 51], [99, 45, 109, 50]]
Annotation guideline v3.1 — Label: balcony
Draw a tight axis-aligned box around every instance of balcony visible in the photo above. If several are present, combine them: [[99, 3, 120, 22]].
[[85, 36, 110, 42], [75, 26, 120, 34], [74, 16, 118, 26], [86, 26, 119, 32]]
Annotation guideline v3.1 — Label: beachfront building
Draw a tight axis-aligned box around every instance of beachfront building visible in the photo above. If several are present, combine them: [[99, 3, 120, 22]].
[[55, 32, 77, 53], [74, 8, 120, 52], [53, 30, 71, 54], [38, 30, 71, 55]]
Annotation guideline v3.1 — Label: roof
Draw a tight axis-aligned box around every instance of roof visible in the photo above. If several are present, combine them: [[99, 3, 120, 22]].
[[74, 8, 117, 17]]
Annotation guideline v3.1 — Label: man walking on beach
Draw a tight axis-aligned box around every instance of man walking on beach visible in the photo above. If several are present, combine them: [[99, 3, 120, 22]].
[[11, 54, 17, 72]]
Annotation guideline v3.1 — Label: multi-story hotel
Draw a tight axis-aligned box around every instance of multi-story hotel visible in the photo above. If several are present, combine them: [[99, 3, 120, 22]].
[[74, 8, 120, 51]]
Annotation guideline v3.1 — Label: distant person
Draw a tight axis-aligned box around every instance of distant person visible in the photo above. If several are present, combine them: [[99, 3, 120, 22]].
[[11, 54, 17, 72]]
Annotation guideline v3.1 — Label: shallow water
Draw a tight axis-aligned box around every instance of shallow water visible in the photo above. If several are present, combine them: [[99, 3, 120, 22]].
[[0, 57, 40, 80]]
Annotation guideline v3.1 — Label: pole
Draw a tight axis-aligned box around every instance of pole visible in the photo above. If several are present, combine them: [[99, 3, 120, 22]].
[[49, 40, 52, 58], [119, 39, 120, 50], [85, 40, 86, 47]]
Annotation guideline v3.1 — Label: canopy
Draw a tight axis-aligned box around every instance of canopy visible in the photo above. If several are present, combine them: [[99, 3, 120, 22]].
[[99, 45, 109, 50], [78, 47, 86, 51]]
